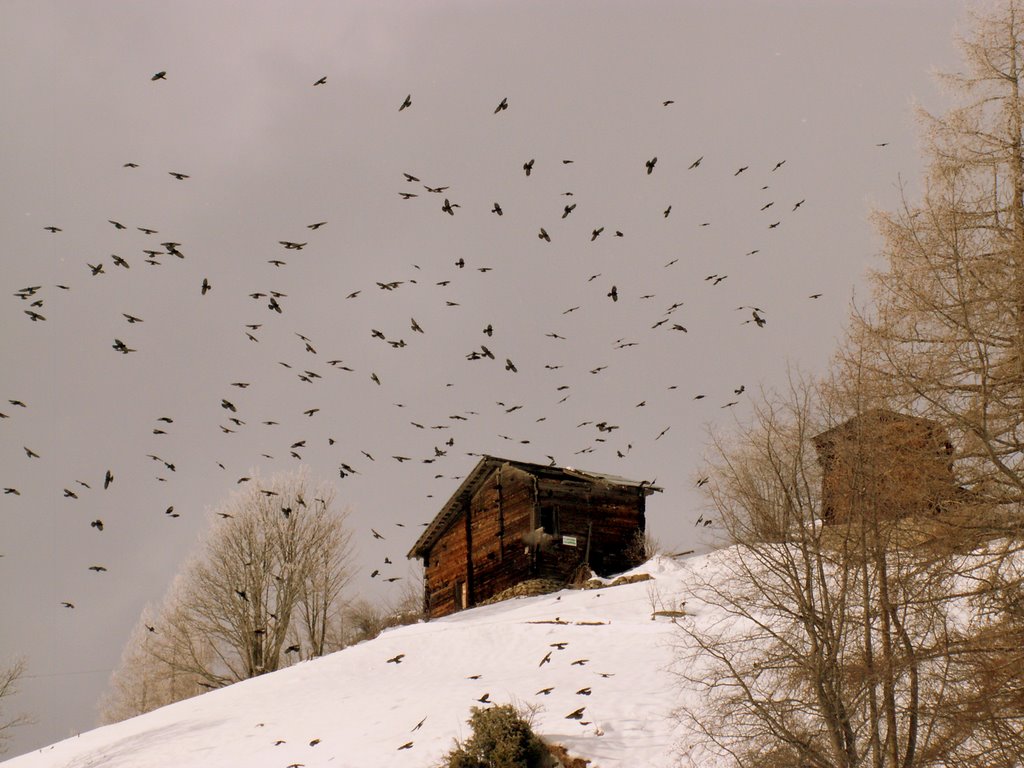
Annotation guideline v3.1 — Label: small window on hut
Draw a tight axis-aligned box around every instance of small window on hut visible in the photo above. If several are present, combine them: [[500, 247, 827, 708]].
[[539, 505, 559, 536]]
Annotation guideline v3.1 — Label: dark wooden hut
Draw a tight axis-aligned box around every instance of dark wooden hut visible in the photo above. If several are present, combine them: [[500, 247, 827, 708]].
[[812, 409, 956, 524], [407, 455, 661, 619]]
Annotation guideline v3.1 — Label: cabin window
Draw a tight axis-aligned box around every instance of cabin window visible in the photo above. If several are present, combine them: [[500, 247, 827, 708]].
[[539, 505, 559, 536], [454, 579, 467, 610]]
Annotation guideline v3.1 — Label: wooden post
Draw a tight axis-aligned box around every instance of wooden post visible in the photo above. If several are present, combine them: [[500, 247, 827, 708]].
[[463, 496, 474, 607]]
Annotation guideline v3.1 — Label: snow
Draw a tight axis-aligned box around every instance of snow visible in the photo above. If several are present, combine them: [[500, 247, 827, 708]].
[[3, 554, 722, 768]]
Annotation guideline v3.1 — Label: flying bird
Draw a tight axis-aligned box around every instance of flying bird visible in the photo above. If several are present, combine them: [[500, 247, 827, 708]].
[[399, 93, 412, 111], [538, 228, 550, 242], [646, 157, 657, 174], [168, 171, 189, 180], [494, 97, 508, 113], [201, 278, 211, 295], [491, 202, 503, 215], [151, 71, 166, 81], [314, 76, 327, 86], [523, 159, 535, 176]]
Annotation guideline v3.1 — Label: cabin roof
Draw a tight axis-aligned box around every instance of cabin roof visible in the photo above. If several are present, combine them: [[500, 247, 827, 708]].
[[812, 409, 943, 448], [407, 455, 661, 560]]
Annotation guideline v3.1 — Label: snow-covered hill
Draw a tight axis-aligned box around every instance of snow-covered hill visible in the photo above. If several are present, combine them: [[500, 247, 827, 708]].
[[4, 555, 718, 768]]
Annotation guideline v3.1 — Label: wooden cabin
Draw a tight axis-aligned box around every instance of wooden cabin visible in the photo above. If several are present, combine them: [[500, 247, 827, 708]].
[[812, 409, 956, 524], [407, 455, 661, 619]]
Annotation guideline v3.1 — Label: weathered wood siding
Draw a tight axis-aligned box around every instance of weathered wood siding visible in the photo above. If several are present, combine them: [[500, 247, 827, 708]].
[[534, 478, 645, 581], [423, 465, 536, 618], [421, 462, 648, 619]]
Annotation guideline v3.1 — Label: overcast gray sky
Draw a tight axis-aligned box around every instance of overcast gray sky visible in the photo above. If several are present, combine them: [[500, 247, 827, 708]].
[[1, 0, 966, 758]]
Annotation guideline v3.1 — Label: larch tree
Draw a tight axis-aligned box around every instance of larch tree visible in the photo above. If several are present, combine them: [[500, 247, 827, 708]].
[[679, 4, 1024, 766], [846, 0, 1024, 510]]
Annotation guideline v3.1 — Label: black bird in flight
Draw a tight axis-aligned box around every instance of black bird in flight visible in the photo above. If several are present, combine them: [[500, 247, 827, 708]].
[[424, 185, 448, 193], [491, 202, 503, 216], [279, 241, 306, 249], [523, 158, 535, 176], [505, 359, 518, 372], [137, 226, 158, 234], [371, 528, 385, 539], [88, 565, 107, 572], [122, 313, 143, 323], [307, 221, 327, 230], [565, 707, 586, 720], [123, 162, 139, 168], [61, 601, 75, 609], [104, 470, 113, 489], [662, 99, 674, 106], [538, 228, 550, 242], [151, 71, 166, 81], [111, 255, 130, 269], [688, 156, 703, 169], [24, 310, 45, 322], [313, 76, 327, 86], [772, 160, 786, 171], [494, 97, 508, 113], [399, 93, 412, 111], [441, 198, 459, 215], [608, 286, 618, 302], [112, 338, 135, 354], [88, 263, 105, 276], [793, 199, 805, 211], [90, 519, 104, 531], [562, 203, 576, 218], [168, 171, 189, 180], [403, 172, 420, 182], [646, 157, 657, 174], [108, 220, 126, 230], [397, 742, 413, 751], [44, 226, 62, 233], [201, 278, 212, 295], [386, 653, 405, 664]]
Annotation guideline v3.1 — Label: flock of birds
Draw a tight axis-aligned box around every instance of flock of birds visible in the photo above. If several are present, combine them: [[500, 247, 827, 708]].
[[2, 64, 896, 761], [2, 69, 838, 600]]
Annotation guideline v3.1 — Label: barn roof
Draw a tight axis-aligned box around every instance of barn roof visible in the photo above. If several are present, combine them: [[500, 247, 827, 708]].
[[407, 455, 661, 560]]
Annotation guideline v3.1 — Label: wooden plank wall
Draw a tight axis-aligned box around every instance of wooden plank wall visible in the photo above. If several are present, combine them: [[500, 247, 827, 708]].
[[534, 478, 645, 581], [422, 464, 648, 618]]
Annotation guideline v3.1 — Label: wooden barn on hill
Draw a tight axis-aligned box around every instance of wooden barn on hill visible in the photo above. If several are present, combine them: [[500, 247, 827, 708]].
[[407, 455, 661, 619], [812, 409, 957, 524]]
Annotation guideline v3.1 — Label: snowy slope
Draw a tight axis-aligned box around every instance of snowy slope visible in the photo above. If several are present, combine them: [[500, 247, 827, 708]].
[[3, 555, 720, 768]]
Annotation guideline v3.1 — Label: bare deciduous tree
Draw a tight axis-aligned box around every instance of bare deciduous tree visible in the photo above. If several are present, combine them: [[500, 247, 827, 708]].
[[676, 373, 1021, 768], [101, 468, 354, 721], [0, 658, 31, 755]]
